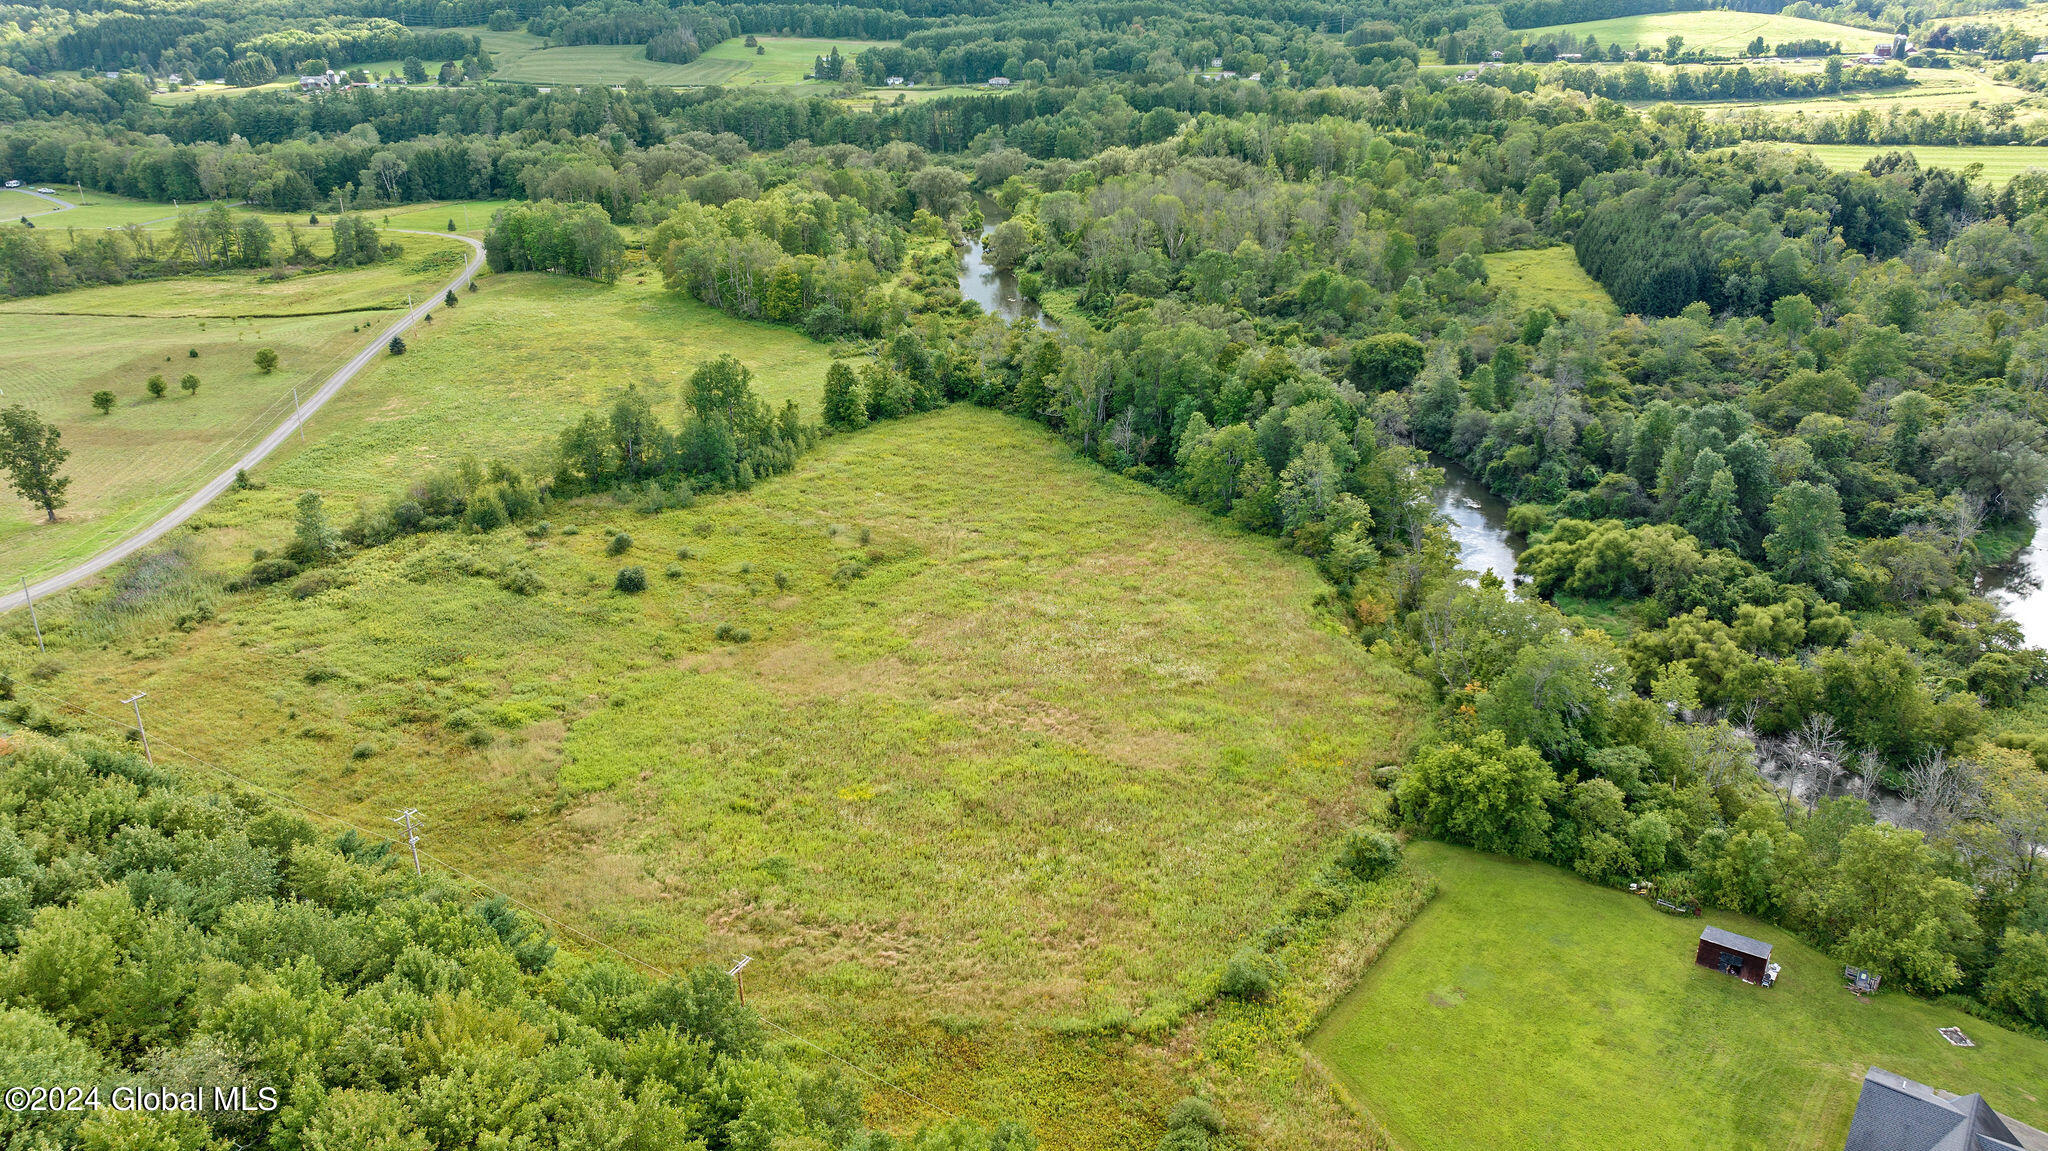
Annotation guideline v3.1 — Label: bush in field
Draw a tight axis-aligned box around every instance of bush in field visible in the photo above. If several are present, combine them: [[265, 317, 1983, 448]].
[[1218, 947, 1285, 1001], [614, 566, 646, 592]]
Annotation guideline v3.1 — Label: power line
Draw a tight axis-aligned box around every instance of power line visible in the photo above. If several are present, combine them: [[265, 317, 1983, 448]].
[[4, 679, 957, 1122]]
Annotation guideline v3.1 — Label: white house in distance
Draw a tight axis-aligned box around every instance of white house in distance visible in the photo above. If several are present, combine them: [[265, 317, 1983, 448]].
[[885, 76, 905, 85], [299, 69, 342, 90], [986, 76, 1011, 86]]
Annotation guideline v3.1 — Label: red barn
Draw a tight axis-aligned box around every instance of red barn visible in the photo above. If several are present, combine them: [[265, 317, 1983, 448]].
[[1696, 926, 1774, 985]]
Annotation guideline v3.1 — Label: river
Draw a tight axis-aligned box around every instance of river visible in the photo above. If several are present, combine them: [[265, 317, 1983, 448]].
[[1433, 455, 1522, 591], [1980, 499, 2048, 647], [958, 218, 1050, 329]]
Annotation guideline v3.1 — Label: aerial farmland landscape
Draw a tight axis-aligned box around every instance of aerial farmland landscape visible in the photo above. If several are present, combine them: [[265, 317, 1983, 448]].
[[5, 0, 2048, 1146]]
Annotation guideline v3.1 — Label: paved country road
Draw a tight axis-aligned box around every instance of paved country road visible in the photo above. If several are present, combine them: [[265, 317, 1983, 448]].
[[0, 230, 487, 614], [9, 187, 76, 217]]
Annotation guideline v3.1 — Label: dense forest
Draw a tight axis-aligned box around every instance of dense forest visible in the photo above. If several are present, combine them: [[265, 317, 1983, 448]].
[[7, 0, 2048, 1139]]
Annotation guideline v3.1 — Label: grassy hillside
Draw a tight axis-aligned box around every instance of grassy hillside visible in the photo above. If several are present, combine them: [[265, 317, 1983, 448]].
[[1519, 10, 1889, 53], [1484, 247, 1615, 314], [0, 236, 474, 582], [11, 401, 1420, 1140], [477, 29, 893, 87], [1776, 143, 2048, 185], [1312, 844, 2048, 1150]]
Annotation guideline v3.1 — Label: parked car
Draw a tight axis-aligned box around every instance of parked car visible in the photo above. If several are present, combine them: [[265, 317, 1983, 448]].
[[35, 188, 55, 194], [3, 180, 19, 188]]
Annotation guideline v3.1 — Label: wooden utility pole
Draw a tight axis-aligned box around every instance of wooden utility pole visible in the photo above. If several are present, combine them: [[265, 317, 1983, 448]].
[[122, 692, 152, 766], [728, 955, 751, 1005], [20, 577, 41, 653], [391, 808, 423, 874]]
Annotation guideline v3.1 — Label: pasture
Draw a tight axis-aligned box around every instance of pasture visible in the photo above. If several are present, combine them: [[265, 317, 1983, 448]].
[[1684, 65, 2041, 116], [1775, 142, 2048, 184], [8, 394, 1419, 1140], [0, 236, 472, 582], [1519, 10, 1889, 54], [1312, 844, 2048, 1151], [1485, 246, 1615, 314], [477, 29, 891, 87]]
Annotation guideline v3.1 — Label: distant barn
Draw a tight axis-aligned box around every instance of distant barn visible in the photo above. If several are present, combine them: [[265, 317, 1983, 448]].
[[1696, 926, 1773, 985]]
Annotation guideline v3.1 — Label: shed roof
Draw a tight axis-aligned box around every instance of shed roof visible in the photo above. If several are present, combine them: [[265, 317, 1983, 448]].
[[1842, 1068, 2030, 1151], [1699, 926, 1773, 959]]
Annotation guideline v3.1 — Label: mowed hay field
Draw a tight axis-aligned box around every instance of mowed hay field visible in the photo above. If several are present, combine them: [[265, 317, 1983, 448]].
[[14, 404, 1420, 1140], [1518, 10, 1888, 53], [1485, 246, 1615, 314], [1777, 143, 2048, 184], [477, 28, 892, 87], [0, 235, 474, 581], [1312, 844, 2048, 1151]]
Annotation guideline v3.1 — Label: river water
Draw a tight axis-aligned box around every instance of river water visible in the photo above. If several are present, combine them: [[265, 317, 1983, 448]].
[[958, 220, 1049, 329], [1980, 499, 2048, 647], [1434, 455, 1522, 590]]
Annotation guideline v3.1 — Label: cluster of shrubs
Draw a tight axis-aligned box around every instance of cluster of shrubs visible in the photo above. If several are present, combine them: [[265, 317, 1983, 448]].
[[1217, 827, 1401, 1003]]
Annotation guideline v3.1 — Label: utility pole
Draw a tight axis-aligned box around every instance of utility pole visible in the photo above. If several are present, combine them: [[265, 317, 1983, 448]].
[[391, 808, 422, 874], [20, 577, 42, 654], [122, 692, 152, 766], [727, 955, 751, 1005]]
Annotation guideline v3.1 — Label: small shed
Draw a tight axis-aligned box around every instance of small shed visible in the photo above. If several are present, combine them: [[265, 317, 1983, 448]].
[[1697, 926, 1773, 985]]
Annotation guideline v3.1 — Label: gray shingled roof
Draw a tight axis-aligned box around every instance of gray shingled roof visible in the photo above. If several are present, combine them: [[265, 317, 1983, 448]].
[[1698, 925, 1772, 959], [1842, 1068, 2027, 1151]]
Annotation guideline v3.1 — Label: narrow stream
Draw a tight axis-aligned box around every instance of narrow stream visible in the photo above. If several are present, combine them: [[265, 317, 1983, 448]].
[[1979, 497, 2048, 648], [958, 218, 1050, 329], [1433, 455, 1522, 591]]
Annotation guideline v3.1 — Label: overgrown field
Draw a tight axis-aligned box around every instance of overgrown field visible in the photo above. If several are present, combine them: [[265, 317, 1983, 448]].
[[10, 400, 1420, 1139], [0, 234, 474, 581], [1518, 10, 1889, 54], [476, 29, 892, 87], [1688, 66, 2039, 116], [1483, 246, 1614, 314], [1312, 844, 2048, 1150]]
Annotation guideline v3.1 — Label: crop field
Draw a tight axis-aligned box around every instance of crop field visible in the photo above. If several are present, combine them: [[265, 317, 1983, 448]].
[[0, 236, 475, 582], [1312, 844, 2048, 1151], [10, 392, 1420, 1138], [1485, 246, 1614, 314], [1518, 10, 1889, 54], [1771, 143, 2048, 184], [475, 29, 892, 87]]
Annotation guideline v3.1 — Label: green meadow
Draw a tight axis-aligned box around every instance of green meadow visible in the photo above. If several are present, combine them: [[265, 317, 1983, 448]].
[[1518, 10, 1889, 54], [1312, 844, 2048, 1150], [0, 235, 474, 582], [11, 391, 1420, 1139], [1775, 143, 2048, 185], [1484, 246, 1615, 314], [476, 29, 893, 87]]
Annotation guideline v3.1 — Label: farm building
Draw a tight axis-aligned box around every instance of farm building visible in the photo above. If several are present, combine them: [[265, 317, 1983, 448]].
[[1841, 1067, 2048, 1151], [1695, 926, 1775, 985]]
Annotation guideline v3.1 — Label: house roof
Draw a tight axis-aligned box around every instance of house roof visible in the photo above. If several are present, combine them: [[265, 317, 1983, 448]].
[[1699, 925, 1772, 959], [1843, 1068, 2033, 1151]]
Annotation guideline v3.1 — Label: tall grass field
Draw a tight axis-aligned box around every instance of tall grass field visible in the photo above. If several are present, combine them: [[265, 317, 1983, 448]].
[[478, 30, 894, 87], [1484, 247, 1616, 314]]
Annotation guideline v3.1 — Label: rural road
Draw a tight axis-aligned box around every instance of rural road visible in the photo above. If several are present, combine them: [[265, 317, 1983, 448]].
[[9, 187, 76, 218], [0, 229, 487, 614]]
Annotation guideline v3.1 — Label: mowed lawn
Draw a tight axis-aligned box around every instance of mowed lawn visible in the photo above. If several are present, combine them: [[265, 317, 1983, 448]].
[[1484, 247, 1615, 314], [1518, 10, 1888, 53], [0, 236, 473, 581], [1312, 844, 2048, 1150]]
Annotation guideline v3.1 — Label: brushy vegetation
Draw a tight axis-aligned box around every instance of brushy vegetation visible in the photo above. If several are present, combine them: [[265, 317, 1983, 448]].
[[0, 730, 1037, 1150]]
